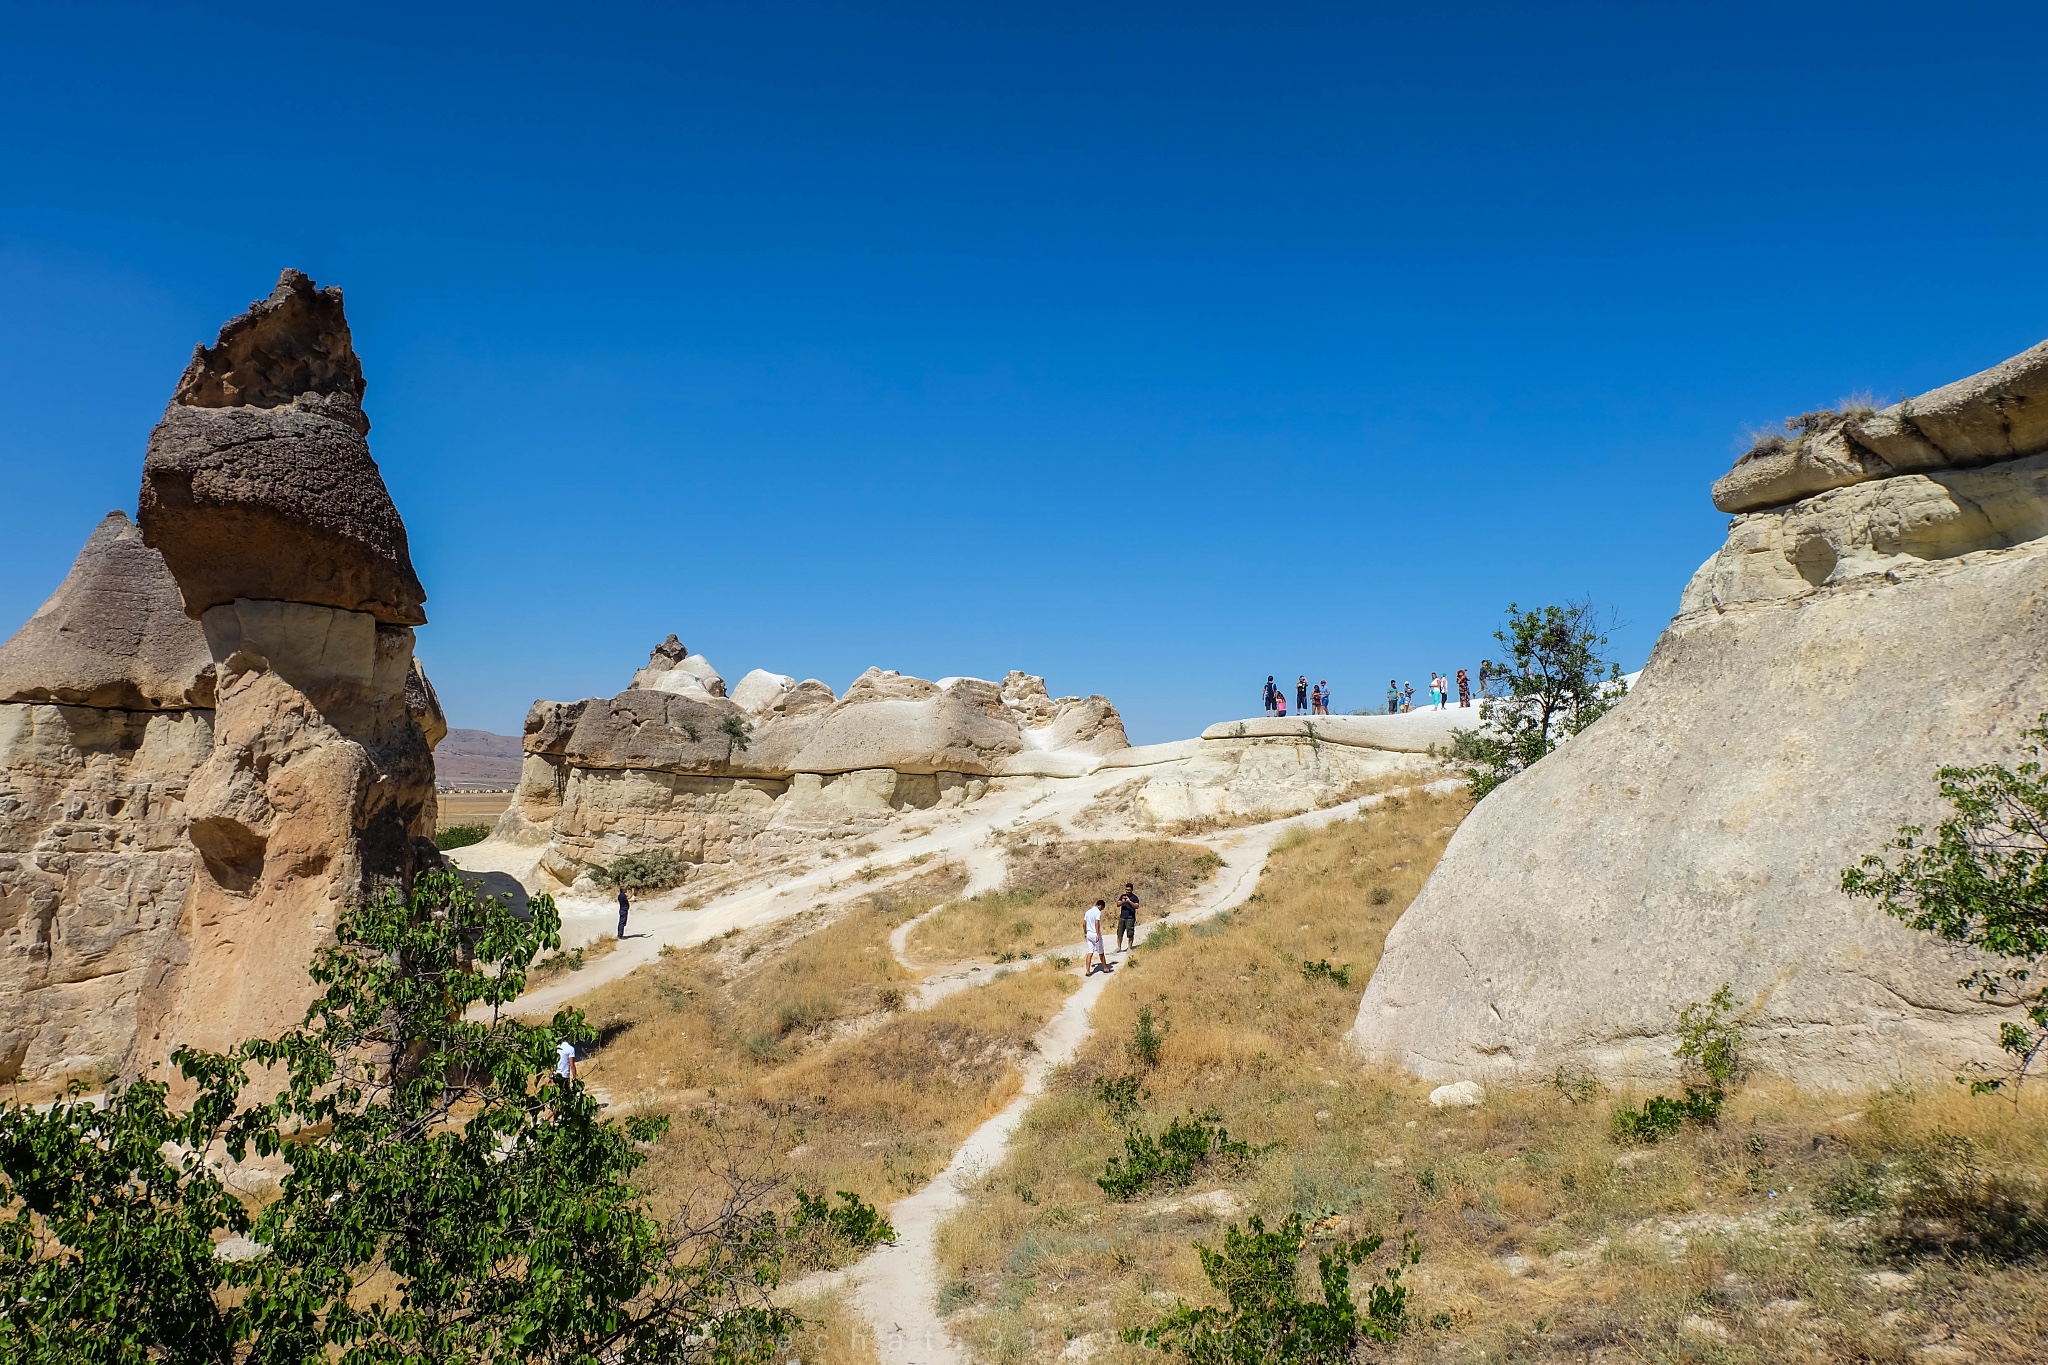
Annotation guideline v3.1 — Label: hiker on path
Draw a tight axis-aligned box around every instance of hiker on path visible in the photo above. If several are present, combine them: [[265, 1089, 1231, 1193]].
[[556, 1038, 578, 1082], [1457, 667, 1472, 707], [616, 886, 631, 940], [1116, 883, 1141, 953], [1296, 675, 1309, 716], [1263, 675, 1278, 716], [1083, 899, 1109, 975]]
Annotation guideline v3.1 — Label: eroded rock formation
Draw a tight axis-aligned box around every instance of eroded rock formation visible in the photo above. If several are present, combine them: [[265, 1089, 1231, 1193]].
[[496, 641, 1136, 887], [1351, 341, 2048, 1090], [0, 270, 443, 1086]]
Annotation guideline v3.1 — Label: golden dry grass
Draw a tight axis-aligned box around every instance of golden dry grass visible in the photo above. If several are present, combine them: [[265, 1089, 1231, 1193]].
[[931, 791, 2048, 1364], [906, 839, 1221, 963], [567, 862, 1076, 1218], [435, 791, 512, 828]]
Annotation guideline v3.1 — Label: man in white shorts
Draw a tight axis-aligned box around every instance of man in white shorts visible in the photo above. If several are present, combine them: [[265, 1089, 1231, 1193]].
[[1082, 898, 1109, 975]]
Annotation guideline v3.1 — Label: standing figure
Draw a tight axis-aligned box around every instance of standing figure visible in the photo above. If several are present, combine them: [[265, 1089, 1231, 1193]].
[[617, 885, 631, 940], [1083, 899, 1109, 975], [1456, 667, 1472, 707], [1263, 675, 1278, 716], [1295, 675, 1309, 716], [1116, 883, 1141, 953]]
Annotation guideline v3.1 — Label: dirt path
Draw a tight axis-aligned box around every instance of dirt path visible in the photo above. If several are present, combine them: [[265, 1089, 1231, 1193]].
[[843, 787, 1433, 1363]]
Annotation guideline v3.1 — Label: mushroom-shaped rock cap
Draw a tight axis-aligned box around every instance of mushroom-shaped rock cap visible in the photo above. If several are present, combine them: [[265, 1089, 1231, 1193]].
[[0, 510, 215, 709], [139, 270, 427, 626]]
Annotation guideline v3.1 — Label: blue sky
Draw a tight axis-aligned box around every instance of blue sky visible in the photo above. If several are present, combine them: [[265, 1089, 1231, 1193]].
[[3, 2, 2045, 743]]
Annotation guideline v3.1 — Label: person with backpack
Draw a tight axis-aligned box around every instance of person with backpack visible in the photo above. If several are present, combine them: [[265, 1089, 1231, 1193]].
[[1263, 675, 1278, 716]]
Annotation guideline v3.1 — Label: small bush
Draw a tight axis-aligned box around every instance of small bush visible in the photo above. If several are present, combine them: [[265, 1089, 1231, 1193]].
[[792, 1189, 896, 1269], [433, 822, 490, 851], [1146, 924, 1183, 950], [1889, 1130, 2048, 1259], [1092, 1074, 1146, 1125], [1673, 984, 1744, 1090], [1369, 885, 1394, 907], [1611, 1087, 1722, 1144], [1127, 1005, 1170, 1069], [1121, 1213, 1414, 1361], [1098, 1110, 1255, 1200], [1815, 1161, 1886, 1216], [593, 849, 686, 892], [1299, 959, 1351, 988]]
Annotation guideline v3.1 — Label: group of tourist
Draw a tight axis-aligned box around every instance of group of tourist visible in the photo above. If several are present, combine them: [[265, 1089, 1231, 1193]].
[[1383, 669, 1474, 713], [1261, 674, 1335, 717]]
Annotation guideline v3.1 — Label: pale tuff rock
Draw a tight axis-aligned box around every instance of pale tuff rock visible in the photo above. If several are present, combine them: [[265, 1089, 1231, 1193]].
[[631, 634, 727, 700], [1428, 1081, 1485, 1109], [730, 668, 798, 717], [139, 270, 426, 627], [1351, 341, 2048, 1091], [1714, 339, 2048, 513], [0, 703, 212, 1084], [0, 512, 215, 711], [494, 647, 1135, 886]]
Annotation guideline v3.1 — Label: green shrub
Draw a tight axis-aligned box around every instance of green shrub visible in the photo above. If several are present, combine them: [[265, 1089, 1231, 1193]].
[[1611, 1087, 1722, 1143], [1673, 983, 1744, 1089], [1122, 1213, 1414, 1362], [792, 1188, 895, 1267], [432, 822, 490, 851], [1299, 959, 1351, 988], [1127, 1005, 1170, 1069], [1815, 1161, 1886, 1216], [1098, 1111, 1254, 1200], [1092, 1074, 1146, 1125], [593, 848, 686, 891]]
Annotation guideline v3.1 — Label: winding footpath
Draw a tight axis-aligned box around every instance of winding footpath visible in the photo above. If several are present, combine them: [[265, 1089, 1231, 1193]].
[[474, 779, 1450, 1363]]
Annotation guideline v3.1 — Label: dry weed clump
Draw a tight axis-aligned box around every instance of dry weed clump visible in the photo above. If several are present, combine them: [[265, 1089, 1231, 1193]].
[[907, 839, 1221, 963], [932, 793, 2048, 1364]]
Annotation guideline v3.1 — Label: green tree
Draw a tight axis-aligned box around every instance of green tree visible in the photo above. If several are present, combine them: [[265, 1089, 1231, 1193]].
[[1123, 1213, 1414, 1363], [0, 869, 815, 1363], [1455, 599, 1627, 799], [1843, 714, 2048, 1093], [719, 714, 752, 766]]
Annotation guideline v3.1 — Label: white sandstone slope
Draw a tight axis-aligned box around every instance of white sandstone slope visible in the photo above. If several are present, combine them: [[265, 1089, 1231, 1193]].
[[1349, 342, 2048, 1091]]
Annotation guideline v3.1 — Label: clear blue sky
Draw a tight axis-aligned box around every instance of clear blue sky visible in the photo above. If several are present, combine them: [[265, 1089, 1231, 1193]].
[[3, 3, 2045, 743]]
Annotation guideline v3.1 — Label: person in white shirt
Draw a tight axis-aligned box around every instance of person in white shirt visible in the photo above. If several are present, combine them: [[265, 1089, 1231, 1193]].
[[1082, 899, 1108, 975], [556, 1039, 577, 1082]]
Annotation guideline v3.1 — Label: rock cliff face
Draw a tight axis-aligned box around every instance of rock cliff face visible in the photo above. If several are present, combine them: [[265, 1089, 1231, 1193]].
[[497, 642, 1134, 887], [1350, 342, 2048, 1091], [0, 271, 443, 1086], [0, 517, 214, 1084]]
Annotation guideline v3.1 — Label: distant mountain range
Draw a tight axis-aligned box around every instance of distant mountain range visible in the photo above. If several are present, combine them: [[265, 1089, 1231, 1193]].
[[435, 729, 523, 789]]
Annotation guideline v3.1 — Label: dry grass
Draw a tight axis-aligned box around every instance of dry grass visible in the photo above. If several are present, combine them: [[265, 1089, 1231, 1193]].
[[435, 790, 512, 828], [528, 933, 619, 985], [906, 839, 1222, 963], [567, 861, 1077, 1220], [931, 792, 2048, 1364]]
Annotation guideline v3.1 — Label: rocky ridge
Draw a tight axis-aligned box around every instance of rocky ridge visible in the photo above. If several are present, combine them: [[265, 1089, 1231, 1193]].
[[1349, 339, 2048, 1090]]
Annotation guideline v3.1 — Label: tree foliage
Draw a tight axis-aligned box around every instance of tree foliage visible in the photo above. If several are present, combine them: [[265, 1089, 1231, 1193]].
[[1843, 714, 2048, 1093], [1123, 1213, 1414, 1363], [0, 868, 825, 1363], [1455, 600, 1626, 799], [592, 849, 687, 892]]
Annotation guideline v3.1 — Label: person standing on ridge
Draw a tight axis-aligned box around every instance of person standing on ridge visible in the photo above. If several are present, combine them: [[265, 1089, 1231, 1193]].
[[1263, 675, 1278, 716], [1402, 681, 1415, 712], [1116, 882, 1141, 953], [1083, 899, 1109, 975], [1319, 680, 1333, 713], [616, 885, 631, 940], [1386, 680, 1399, 715], [1457, 667, 1472, 707], [1296, 675, 1309, 716]]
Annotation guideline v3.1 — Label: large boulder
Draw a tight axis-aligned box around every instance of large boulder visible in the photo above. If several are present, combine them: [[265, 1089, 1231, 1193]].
[[0, 511, 214, 711], [139, 270, 426, 626], [1352, 343, 2048, 1091]]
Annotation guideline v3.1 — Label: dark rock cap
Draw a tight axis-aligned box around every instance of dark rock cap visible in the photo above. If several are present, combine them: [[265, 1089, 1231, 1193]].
[[0, 510, 216, 710], [139, 270, 427, 626]]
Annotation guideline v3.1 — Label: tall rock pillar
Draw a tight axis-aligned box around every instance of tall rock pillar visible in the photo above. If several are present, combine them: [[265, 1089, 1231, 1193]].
[[134, 270, 441, 1062]]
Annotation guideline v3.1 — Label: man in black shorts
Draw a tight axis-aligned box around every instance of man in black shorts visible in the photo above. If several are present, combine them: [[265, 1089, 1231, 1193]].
[[1115, 882, 1140, 953]]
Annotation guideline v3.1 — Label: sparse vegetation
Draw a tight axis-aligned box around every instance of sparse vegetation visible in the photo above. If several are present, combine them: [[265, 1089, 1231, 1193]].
[[932, 792, 2048, 1363], [1844, 712, 2048, 1092], [1097, 1111, 1255, 1200], [1299, 958, 1351, 988], [907, 839, 1221, 962], [432, 820, 491, 850]]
